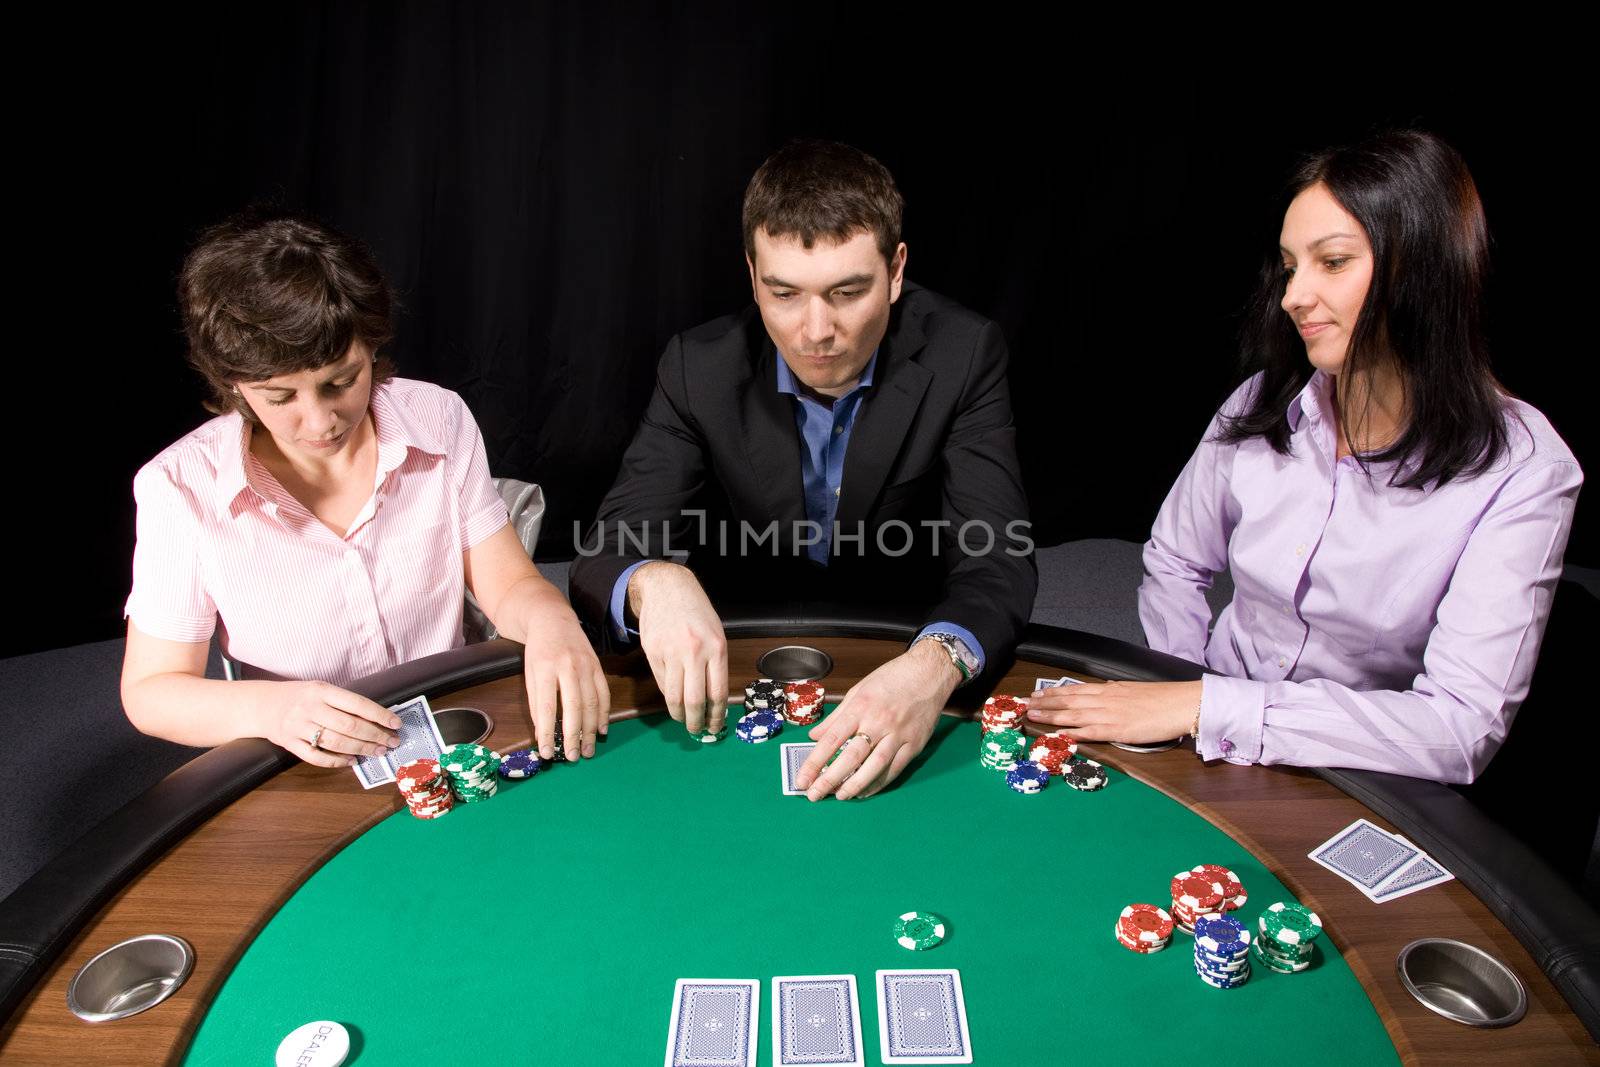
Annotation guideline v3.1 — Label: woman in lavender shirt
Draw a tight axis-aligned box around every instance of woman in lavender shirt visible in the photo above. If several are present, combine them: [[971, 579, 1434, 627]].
[[1027, 130, 1581, 783]]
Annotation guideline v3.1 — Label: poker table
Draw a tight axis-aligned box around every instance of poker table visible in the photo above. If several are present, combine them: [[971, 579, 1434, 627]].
[[2, 615, 1597, 1065]]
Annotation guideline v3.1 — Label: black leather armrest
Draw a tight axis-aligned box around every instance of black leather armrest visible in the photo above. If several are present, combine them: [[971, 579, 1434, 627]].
[[0, 639, 525, 1025]]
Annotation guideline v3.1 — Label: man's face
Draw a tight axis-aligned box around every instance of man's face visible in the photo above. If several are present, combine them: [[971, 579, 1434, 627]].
[[748, 228, 906, 398]]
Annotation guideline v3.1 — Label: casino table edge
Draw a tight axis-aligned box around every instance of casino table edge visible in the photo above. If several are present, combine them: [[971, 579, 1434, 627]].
[[0, 619, 1595, 1065]]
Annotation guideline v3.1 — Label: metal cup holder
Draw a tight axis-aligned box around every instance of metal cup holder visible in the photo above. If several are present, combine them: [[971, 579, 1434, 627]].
[[756, 645, 834, 683], [67, 934, 194, 1022], [1396, 938, 1527, 1028], [433, 706, 493, 746]]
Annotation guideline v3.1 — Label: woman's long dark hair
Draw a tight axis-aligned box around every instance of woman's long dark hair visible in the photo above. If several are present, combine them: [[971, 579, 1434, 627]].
[[1218, 130, 1509, 489]]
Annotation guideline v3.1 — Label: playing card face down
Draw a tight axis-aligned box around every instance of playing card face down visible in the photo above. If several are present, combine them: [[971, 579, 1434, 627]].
[[1309, 819, 1419, 889], [772, 975, 864, 1066], [665, 979, 759, 1067], [876, 969, 972, 1064]]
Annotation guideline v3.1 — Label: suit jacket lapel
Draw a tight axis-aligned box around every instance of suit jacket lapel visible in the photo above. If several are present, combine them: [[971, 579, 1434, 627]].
[[738, 330, 807, 525], [836, 305, 932, 528]]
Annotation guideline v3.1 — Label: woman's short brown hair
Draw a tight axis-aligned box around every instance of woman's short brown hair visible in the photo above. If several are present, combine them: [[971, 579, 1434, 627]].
[[742, 140, 904, 265], [178, 211, 396, 418]]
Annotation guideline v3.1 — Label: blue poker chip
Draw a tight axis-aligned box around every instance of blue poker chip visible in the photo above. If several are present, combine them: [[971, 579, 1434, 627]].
[[498, 749, 547, 779], [1193, 915, 1251, 956], [1194, 960, 1250, 988], [735, 711, 783, 743], [1004, 760, 1050, 794]]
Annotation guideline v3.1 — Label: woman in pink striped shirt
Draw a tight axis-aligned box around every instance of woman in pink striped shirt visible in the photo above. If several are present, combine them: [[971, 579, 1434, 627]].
[[123, 213, 609, 768], [1027, 131, 1581, 783]]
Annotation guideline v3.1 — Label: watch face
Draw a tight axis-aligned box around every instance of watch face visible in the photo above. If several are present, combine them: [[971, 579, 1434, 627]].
[[929, 633, 977, 670]]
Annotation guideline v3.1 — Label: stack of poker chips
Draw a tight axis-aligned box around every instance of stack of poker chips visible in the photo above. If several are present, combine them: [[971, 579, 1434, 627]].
[[395, 758, 454, 820], [1169, 869, 1227, 932], [1193, 914, 1252, 988], [781, 681, 825, 725], [1192, 863, 1248, 912], [1026, 729, 1079, 774], [1061, 757, 1109, 791], [1005, 761, 1050, 794], [979, 695, 1027, 734], [498, 748, 547, 780], [979, 727, 1028, 771], [735, 708, 784, 743], [1114, 903, 1174, 954], [744, 679, 786, 716], [440, 743, 502, 802], [1254, 901, 1322, 973]]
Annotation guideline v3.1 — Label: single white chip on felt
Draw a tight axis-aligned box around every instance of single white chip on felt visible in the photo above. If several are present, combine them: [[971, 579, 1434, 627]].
[[275, 1020, 350, 1067]]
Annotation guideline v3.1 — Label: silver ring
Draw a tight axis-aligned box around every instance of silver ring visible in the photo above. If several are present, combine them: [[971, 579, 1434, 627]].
[[845, 731, 872, 749], [308, 726, 324, 750]]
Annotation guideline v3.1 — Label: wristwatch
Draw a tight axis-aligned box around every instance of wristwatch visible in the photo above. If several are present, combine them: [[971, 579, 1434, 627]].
[[916, 631, 980, 686]]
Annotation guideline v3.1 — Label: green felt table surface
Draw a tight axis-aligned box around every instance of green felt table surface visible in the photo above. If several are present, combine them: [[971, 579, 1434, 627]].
[[185, 712, 1399, 1066]]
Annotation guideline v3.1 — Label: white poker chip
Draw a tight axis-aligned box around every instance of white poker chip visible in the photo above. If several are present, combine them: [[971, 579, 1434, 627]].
[[275, 1020, 350, 1067]]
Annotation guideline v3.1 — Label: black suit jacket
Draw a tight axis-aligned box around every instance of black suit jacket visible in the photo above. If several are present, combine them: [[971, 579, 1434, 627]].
[[570, 283, 1037, 665]]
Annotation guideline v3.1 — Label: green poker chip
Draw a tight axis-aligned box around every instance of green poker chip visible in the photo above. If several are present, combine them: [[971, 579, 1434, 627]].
[[692, 724, 728, 744], [1259, 901, 1323, 946], [893, 911, 947, 951]]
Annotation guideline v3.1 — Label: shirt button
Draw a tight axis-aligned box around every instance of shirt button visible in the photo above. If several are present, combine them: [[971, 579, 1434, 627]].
[[1277, 656, 1287, 668], [1220, 739, 1235, 756], [833, 425, 843, 435], [1281, 604, 1291, 615], [834, 486, 840, 496], [1295, 543, 1306, 557]]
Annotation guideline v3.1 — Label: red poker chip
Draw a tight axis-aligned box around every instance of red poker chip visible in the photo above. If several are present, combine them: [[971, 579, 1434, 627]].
[[1117, 903, 1175, 943], [1027, 731, 1079, 774], [1191, 863, 1248, 909], [409, 807, 452, 819], [1171, 872, 1226, 911], [1113, 924, 1168, 953], [783, 681, 824, 702]]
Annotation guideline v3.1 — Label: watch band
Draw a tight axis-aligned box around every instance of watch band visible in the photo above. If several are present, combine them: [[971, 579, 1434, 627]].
[[918, 632, 977, 685]]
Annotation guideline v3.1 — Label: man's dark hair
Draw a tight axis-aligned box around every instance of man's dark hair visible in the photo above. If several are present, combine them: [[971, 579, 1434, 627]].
[[742, 140, 904, 264], [1219, 129, 1509, 489], [179, 210, 396, 419]]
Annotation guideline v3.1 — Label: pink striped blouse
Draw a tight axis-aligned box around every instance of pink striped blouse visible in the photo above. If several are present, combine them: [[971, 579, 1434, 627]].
[[125, 378, 509, 686]]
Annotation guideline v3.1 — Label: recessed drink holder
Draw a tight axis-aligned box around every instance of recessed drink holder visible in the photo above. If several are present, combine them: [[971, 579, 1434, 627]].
[[756, 645, 834, 683], [67, 934, 194, 1022], [434, 706, 494, 746], [1396, 938, 1527, 1028]]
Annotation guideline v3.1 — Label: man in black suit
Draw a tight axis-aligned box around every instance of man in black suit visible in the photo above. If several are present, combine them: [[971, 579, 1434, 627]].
[[570, 141, 1036, 799]]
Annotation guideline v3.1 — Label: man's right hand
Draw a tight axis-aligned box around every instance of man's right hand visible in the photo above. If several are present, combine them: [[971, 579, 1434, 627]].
[[630, 562, 729, 735]]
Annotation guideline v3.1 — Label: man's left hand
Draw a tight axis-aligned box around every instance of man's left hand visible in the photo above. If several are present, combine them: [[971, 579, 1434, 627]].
[[1025, 679, 1200, 744], [794, 640, 961, 801]]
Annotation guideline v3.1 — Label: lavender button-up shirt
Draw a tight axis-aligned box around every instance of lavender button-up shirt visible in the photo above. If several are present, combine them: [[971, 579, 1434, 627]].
[[1139, 370, 1582, 784]]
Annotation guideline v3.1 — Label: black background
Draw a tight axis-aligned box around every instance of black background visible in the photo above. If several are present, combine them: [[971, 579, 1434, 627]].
[[15, 8, 1591, 657]]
